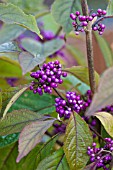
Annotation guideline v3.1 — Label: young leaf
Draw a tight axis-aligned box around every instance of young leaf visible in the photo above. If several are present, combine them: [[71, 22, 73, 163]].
[[106, 0, 113, 15], [16, 119, 56, 162], [64, 112, 93, 170], [95, 112, 113, 137], [36, 134, 59, 165], [0, 3, 40, 35], [0, 109, 44, 136], [86, 67, 113, 116], [9, 91, 56, 114], [64, 66, 99, 87], [52, 0, 81, 33], [36, 148, 69, 170], [0, 24, 25, 45], [94, 33, 113, 67], [3, 86, 28, 117], [19, 38, 65, 74], [0, 133, 19, 148]]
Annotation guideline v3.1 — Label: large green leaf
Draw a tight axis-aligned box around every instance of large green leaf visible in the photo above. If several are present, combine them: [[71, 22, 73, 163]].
[[0, 109, 45, 136], [0, 133, 19, 148], [16, 119, 55, 162], [0, 60, 22, 78], [106, 0, 113, 15], [51, 0, 81, 33], [36, 148, 69, 170], [0, 3, 40, 35], [9, 91, 56, 114], [94, 33, 113, 67], [64, 66, 99, 87], [0, 78, 10, 90], [19, 38, 65, 74], [66, 45, 86, 66], [64, 112, 93, 170], [0, 24, 25, 45], [95, 112, 113, 137], [86, 67, 113, 116]]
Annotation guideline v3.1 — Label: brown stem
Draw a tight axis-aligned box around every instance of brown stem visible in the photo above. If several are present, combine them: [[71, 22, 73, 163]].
[[81, 0, 96, 95]]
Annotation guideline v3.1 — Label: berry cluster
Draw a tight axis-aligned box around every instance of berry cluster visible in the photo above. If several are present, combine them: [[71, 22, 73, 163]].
[[30, 61, 67, 95], [55, 91, 84, 119], [53, 123, 66, 134], [87, 138, 113, 169], [70, 9, 107, 35]]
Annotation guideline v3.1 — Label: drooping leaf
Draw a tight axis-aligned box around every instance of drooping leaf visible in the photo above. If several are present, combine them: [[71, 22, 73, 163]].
[[106, 0, 113, 15], [0, 42, 20, 53], [86, 67, 113, 116], [3, 86, 28, 117], [64, 112, 93, 170], [36, 148, 69, 170], [0, 133, 19, 148], [51, 0, 81, 33], [94, 33, 113, 67], [16, 119, 56, 162], [0, 109, 45, 136], [64, 66, 99, 87], [9, 91, 56, 114], [95, 112, 113, 137], [0, 3, 40, 35], [0, 24, 25, 45], [0, 59, 22, 78], [36, 134, 59, 165], [19, 38, 65, 74], [66, 45, 86, 66]]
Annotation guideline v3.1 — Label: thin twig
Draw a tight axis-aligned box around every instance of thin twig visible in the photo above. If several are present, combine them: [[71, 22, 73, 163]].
[[93, 15, 113, 27], [89, 125, 105, 141], [81, 0, 96, 96], [55, 26, 62, 37], [45, 131, 63, 146]]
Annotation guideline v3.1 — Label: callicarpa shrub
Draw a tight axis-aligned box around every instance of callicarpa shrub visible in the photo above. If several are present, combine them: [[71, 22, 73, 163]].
[[0, 0, 113, 170]]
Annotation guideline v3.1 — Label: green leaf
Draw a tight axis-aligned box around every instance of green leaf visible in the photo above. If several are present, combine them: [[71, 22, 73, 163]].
[[0, 42, 20, 53], [0, 24, 25, 45], [0, 3, 40, 35], [0, 59, 22, 78], [66, 45, 86, 66], [9, 91, 56, 114], [63, 75, 89, 94], [19, 38, 65, 74], [0, 87, 21, 116], [106, 0, 113, 15], [95, 112, 113, 137], [36, 134, 59, 165], [64, 112, 93, 170], [0, 78, 10, 90], [0, 133, 19, 148], [3, 86, 28, 117], [86, 67, 113, 116], [36, 148, 69, 170], [7, 0, 47, 14], [64, 66, 99, 87], [16, 119, 56, 162], [51, 0, 81, 33], [94, 33, 113, 67], [0, 109, 45, 136]]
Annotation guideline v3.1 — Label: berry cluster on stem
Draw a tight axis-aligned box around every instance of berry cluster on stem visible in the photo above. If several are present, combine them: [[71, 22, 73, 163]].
[[70, 8, 107, 35], [30, 60, 67, 95]]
